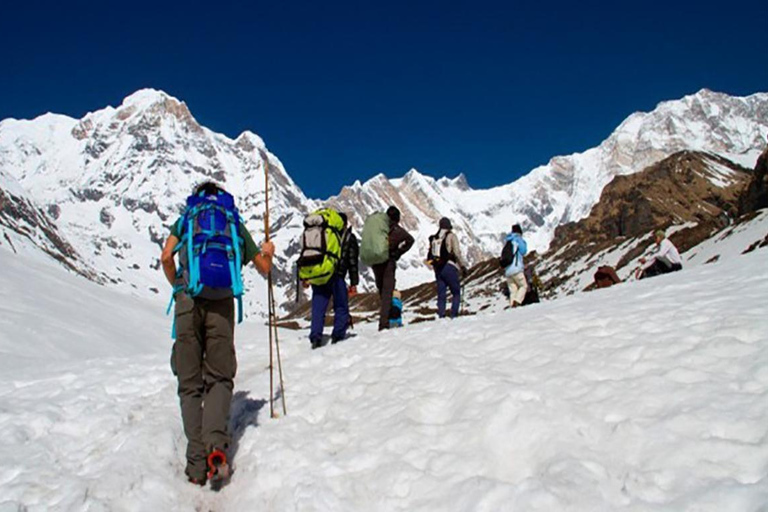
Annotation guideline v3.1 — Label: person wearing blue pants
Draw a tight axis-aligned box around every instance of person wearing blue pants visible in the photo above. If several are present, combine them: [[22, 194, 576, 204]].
[[307, 212, 359, 349], [428, 217, 467, 319], [436, 263, 462, 318], [309, 274, 349, 349]]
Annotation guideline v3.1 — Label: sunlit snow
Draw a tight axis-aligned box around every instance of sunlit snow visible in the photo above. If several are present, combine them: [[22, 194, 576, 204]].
[[1, 231, 766, 510]]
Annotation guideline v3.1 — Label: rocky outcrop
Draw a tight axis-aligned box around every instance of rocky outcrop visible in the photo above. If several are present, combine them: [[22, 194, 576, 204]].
[[0, 183, 99, 280], [740, 144, 768, 214]]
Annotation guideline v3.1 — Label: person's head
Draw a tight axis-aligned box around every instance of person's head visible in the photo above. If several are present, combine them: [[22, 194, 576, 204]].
[[393, 290, 402, 300], [386, 206, 401, 224], [439, 217, 452, 230], [339, 212, 348, 228], [654, 229, 666, 243], [194, 181, 224, 196], [512, 223, 523, 235]]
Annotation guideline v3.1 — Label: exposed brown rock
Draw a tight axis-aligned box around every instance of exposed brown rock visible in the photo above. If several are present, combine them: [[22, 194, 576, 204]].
[[739, 144, 768, 214]]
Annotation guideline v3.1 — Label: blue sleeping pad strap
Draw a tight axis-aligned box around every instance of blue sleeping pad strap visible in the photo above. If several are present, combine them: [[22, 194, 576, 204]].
[[229, 216, 244, 324], [166, 284, 184, 339], [187, 216, 203, 296]]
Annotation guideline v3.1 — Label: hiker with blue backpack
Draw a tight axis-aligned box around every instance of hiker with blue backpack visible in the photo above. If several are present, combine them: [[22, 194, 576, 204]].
[[160, 181, 275, 487], [297, 209, 359, 349], [500, 223, 528, 308]]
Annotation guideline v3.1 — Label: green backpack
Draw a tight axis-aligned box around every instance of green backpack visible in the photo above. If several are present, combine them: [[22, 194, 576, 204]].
[[297, 208, 345, 285], [360, 212, 390, 266]]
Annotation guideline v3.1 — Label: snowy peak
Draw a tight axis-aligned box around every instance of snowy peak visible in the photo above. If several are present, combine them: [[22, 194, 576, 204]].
[[438, 172, 470, 191], [120, 88, 180, 109], [0, 89, 310, 311], [234, 130, 267, 152]]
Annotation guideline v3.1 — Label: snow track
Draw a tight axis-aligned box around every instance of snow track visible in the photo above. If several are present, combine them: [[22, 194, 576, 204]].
[[1, 246, 767, 510]]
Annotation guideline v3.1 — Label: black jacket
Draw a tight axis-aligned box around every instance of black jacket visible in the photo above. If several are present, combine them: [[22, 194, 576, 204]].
[[389, 223, 415, 261], [336, 229, 360, 286]]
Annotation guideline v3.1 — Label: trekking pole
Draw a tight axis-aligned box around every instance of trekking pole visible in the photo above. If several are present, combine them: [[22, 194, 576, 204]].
[[260, 150, 287, 417], [268, 271, 287, 416]]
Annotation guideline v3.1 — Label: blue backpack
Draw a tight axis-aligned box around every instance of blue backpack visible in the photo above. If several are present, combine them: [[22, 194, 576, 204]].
[[167, 190, 246, 336]]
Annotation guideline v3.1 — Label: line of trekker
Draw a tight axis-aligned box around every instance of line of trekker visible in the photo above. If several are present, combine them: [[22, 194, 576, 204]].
[[159, 180, 684, 488]]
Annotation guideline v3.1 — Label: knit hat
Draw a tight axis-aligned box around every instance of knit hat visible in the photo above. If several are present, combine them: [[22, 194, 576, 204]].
[[654, 229, 666, 239], [439, 217, 452, 230], [386, 206, 401, 223]]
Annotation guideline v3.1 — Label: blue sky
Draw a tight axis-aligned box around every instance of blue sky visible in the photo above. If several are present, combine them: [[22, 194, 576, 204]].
[[1, 0, 766, 198]]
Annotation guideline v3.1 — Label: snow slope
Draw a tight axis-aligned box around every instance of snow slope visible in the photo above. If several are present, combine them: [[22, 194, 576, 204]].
[[1, 234, 767, 509]]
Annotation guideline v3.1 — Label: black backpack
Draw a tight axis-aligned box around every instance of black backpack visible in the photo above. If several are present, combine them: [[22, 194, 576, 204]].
[[499, 239, 518, 268]]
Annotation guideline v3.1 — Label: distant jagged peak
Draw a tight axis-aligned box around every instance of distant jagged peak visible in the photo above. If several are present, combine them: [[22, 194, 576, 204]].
[[686, 87, 768, 103], [402, 167, 428, 180], [611, 88, 768, 135], [437, 172, 471, 190], [235, 130, 266, 152], [398, 168, 436, 189], [365, 172, 391, 187], [110, 88, 201, 131], [120, 88, 181, 110]]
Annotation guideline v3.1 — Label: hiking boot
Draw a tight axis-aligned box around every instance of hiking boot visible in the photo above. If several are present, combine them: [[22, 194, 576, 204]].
[[187, 475, 207, 487], [206, 449, 230, 481], [185, 467, 207, 486]]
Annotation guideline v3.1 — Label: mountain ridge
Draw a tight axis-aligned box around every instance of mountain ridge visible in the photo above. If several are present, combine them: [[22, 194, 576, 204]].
[[1, 88, 766, 312]]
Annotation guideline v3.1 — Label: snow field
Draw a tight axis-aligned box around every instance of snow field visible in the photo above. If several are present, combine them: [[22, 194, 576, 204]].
[[0, 246, 767, 510]]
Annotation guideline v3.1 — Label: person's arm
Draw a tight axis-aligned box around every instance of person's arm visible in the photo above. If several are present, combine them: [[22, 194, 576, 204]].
[[348, 234, 360, 289], [517, 237, 528, 256], [161, 235, 179, 285], [252, 241, 275, 276], [448, 233, 466, 269], [391, 227, 414, 259], [240, 224, 275, 276], [656, 239, 672, 261]]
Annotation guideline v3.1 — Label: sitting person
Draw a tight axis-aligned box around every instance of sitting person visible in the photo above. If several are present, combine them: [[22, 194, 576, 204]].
[[637, 230, 683, 279], [389, 290, 403, 328]]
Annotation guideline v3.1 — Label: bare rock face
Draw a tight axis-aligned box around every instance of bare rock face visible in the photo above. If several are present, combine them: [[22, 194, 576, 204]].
[[553, 151, 749, 245], [0, 177, 98, 281], [740, 144, 768, 214], [538, 151, 751, 291]]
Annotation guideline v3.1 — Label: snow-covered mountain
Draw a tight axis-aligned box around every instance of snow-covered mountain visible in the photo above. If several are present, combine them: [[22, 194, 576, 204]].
[[0, 89, 309, 313], [1, 88, 766, 309], [326, 90, 768, 289]]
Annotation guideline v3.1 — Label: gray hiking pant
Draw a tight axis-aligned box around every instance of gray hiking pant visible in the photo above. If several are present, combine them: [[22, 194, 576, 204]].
[[372, 259, 397, 330], [171, 292, 237, 480]]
